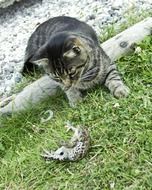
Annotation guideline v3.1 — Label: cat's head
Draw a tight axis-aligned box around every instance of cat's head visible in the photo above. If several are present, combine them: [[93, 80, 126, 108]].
[[30, 33, 91, 89]]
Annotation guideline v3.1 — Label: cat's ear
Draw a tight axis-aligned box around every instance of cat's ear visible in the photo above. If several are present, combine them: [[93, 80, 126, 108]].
[[63, 46, 81, 59], [30, 45, 49, 67]]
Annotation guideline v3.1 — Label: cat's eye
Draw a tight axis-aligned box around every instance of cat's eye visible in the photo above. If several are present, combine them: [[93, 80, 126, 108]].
[[51, 74, 61, 82], [72, 46, 81, 54], [69, 68, 77, 76], [54, 77, 61, 82]]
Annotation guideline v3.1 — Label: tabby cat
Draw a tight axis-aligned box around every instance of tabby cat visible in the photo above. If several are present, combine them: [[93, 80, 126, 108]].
[[22, 16, 129, 107]]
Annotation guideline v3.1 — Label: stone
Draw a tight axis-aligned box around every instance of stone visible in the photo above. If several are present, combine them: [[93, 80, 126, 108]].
[[0, 0, 22, 8], [14, 72, 22, 83]]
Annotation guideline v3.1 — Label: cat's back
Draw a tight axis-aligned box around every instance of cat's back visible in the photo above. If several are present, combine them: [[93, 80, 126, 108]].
[[31, 16, 98, 42], [23, 16, 99, 74], [25, 16, 98, 60]]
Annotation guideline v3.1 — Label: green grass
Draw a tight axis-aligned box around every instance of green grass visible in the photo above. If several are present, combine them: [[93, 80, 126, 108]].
[[0, 15, 152, 190]]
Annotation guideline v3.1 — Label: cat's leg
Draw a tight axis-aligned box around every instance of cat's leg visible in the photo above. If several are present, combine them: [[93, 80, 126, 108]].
[[65, 87, 83, 107], [104, 64, 130, 98]]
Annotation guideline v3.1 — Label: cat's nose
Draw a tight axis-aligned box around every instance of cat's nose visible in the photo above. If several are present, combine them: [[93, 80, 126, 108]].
[[62, 78, 71, 90]]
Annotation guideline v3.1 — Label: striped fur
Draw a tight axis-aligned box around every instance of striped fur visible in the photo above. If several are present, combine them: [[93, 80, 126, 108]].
[[22, 16, 129, 106]]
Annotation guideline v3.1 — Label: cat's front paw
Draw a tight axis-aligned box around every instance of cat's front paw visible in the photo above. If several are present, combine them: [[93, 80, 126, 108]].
[[113, 85, 130, 98], [66, 87, 83, 107], [69, 101, 76, 107], [69, 97, 83, 107]]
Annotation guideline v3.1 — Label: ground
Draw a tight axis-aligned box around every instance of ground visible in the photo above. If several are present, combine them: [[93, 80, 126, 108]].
[[0, 13, 152, 190]]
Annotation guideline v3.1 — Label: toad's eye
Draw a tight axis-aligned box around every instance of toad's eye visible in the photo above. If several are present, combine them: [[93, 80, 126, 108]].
[[59, 151, 64, 156], [72, 46, 81, 54]]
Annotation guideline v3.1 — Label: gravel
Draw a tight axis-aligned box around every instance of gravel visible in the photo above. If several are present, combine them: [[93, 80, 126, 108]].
[[0, 0, 22, 8], [0, 0, 151, 98]]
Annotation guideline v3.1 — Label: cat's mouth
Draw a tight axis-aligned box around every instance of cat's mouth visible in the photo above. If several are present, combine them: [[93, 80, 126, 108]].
[[62, 78, 72, 89]]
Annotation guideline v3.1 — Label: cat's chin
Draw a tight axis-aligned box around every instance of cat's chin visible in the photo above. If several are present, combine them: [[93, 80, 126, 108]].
[[63, 86, 72, 91]]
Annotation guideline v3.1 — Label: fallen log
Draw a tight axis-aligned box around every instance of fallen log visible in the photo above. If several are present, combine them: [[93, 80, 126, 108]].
[[0, 76, 58, 115], [0, 17, 151, 115], [101, 17, 152, 61]]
